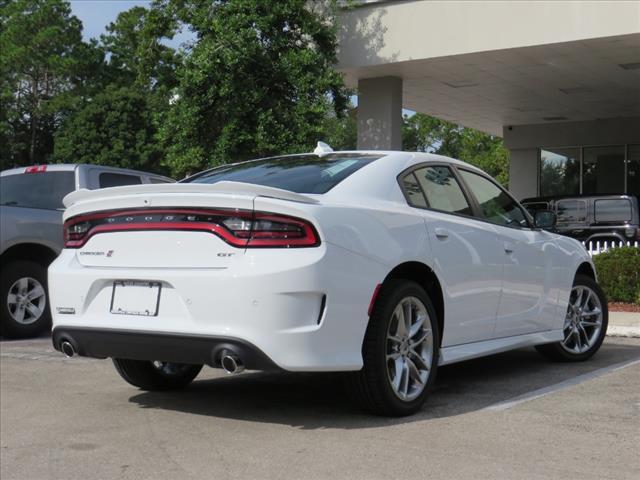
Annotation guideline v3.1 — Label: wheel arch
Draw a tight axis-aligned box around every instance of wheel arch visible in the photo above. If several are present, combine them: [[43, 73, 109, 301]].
[[381, 261, 445, 345], [1, 243, 59, 268], [576, 261, 596, 281]]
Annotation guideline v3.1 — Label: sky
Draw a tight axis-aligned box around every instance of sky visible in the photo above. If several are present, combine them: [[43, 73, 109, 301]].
[[69, 0, 192, 47]]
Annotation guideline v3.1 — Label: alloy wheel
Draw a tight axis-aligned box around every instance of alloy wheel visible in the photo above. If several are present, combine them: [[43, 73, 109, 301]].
[[386, 296, 434, 401], [6, 277, 46, 325], [561, 285, 603, 354]]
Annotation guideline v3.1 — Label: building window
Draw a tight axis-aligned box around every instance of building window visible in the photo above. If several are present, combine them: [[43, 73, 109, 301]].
[[582, 146, 625, 195], [539, 144, 638, 196], [539, 148, 580, 196], [628, 145, 640, 196]]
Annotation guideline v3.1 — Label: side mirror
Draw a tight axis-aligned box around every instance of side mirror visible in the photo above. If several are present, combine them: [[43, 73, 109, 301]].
[[534, 210, 557, 230]]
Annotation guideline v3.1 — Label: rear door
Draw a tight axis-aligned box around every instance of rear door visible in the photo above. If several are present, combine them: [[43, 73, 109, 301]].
[[400, 165, 503, 346], [456, 168, 557, 336]]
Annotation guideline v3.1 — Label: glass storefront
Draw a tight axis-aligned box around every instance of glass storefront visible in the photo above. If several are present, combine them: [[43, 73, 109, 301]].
[[539, 145, 640, 197], [539, 148, 580, 196]]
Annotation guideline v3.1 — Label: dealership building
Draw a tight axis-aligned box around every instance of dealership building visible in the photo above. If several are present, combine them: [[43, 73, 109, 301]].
[[337, 0, 640, 200]]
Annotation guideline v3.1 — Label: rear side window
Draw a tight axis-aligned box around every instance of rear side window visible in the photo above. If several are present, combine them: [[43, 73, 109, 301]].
[[410, 166, 472, 215], [594, 199, 632, 223], [99, 172, 142, 188], [401, 173, 428, 208], [185, 154, 382, 194], [0, 171, 75, 210], [556, 199, 587, 225]]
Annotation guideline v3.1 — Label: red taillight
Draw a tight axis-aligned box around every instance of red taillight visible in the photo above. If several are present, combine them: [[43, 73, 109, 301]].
[[25, 165, 47, 173], [63, 208, 320, 249]]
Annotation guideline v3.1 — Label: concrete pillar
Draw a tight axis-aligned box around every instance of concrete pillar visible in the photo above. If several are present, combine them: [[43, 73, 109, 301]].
[[357, 77, 403, 150], [508, 148, 538, 200]]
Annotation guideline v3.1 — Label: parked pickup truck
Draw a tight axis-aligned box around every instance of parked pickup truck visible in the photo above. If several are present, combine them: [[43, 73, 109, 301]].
[[521, 194, 640, 245], [0, 164, 173, 338]]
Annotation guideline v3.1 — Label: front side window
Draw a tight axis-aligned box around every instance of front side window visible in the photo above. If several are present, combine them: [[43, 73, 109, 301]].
[[0, 171, 75, 210], [185, 154, 382, 194], [411, 166, 471, 215], [459, 170, 528, 228]]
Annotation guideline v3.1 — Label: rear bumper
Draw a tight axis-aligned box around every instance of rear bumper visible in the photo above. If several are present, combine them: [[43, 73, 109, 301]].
[[49, 245, 387, 371], [52, 327, 282, 371]]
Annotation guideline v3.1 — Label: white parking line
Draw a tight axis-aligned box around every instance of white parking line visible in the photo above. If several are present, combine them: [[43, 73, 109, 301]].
[[485, 357, 640, 412]]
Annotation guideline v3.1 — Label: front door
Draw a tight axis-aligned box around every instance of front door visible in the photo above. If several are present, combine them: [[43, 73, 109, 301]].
[[456, 169, 552, 337]]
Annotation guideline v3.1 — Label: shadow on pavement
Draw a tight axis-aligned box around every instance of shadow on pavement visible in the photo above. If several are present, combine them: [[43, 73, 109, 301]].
[[128, 339, 640, 429]]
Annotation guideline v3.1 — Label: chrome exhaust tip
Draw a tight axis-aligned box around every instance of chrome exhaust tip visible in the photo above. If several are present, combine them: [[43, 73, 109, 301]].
[[60, 341, 75, 358], [220, 352, 244, 374]]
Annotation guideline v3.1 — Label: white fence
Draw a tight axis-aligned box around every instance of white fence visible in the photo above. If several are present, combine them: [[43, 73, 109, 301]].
[[583, 239, 640, 256]]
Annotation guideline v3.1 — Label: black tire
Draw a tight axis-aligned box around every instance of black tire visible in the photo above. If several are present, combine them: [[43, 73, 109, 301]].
[[0, 260, 51, 338], [112, 359, 202, 391], [347, 279, 440, 416], [536, 274, 608, 362]]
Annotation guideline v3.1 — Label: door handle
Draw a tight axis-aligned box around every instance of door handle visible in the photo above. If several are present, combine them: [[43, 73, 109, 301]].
[[434, 228, 449, 239], [504, 241, 514, 254]]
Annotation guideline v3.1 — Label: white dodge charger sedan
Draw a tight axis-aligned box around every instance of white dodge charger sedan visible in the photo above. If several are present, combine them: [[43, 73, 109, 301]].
[[49, 148, 607, 416]]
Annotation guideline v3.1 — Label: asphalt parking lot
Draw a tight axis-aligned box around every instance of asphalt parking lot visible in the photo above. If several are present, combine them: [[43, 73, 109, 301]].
[[1, 336, 639, 480]]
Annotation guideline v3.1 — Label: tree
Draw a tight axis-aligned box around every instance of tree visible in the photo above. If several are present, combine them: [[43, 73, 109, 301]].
[[0, 0, 102, 168], [99, 6, 180, 97], [53, 86, 164, 173], [155, 0, 350, 177], [403, 113, 510, 185]]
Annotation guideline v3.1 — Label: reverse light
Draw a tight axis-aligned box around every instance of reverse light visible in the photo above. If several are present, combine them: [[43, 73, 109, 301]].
[[64, 208, 320, 249]]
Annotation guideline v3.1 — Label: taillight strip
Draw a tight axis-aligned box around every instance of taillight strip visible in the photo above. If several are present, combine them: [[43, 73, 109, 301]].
[[64, 208, 320, 249]]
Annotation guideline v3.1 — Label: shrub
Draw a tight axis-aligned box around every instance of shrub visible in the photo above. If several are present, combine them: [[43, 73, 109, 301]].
[[592, 247, 640, 304]]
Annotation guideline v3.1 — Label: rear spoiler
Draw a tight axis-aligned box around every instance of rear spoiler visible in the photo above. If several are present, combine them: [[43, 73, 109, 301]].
[[63, 181, 319, 208]]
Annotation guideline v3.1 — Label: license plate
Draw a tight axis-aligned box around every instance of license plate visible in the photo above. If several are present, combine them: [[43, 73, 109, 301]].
[[110, 281, 161, 316]]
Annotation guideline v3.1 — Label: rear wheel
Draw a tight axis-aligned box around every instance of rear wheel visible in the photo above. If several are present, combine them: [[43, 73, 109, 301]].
[[1, 260, 51, 338], [536, 274, 608, 362], [112, 359, 202, 390], [348, 280, 439, 416]]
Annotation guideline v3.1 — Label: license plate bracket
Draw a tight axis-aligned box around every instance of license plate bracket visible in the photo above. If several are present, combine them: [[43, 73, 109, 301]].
[[110, 280, 161, 316]]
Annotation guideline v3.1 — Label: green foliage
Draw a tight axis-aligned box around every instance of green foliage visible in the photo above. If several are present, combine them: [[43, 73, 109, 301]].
[[403, 113, 510, 185], [53, 86, 164, 173], [0, 0, 102, 168], [593, 247, 640, 304], [99, 5, 180, 97], [156, 0, 350, 177]]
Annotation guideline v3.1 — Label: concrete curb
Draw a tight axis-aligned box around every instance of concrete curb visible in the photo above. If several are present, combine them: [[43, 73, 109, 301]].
[[606, 326, 640, 338]]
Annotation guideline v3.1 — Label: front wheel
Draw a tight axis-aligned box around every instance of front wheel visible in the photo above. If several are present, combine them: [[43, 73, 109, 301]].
[[536, 274, 608, 362], [348, 280, 440, 416], [113, 359, 202, 391]]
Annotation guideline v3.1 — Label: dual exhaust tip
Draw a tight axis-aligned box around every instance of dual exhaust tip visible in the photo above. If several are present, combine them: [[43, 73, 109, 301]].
[[61, 341, 76, 358], [60, 340, 245, 375], [220, 350, 245, 375]]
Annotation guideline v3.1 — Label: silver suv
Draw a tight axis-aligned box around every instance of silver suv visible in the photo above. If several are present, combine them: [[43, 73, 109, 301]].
[[0, 164, 173, 338]]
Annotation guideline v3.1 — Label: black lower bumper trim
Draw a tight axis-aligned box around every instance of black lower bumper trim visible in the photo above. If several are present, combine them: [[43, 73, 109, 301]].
[[52, 327, 282, 372]]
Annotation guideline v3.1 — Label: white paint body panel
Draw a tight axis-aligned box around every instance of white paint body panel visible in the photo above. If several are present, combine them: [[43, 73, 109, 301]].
[[49, 152, 594, 371]]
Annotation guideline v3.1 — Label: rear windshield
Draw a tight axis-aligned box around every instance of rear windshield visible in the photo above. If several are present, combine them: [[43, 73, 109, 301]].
[[184, 154, 382, 194], [0, 171, 75, 210]]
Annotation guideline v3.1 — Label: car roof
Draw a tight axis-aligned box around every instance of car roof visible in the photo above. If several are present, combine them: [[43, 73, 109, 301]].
[[522, 194, 638, 203], [0, 164, 173, 181]]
